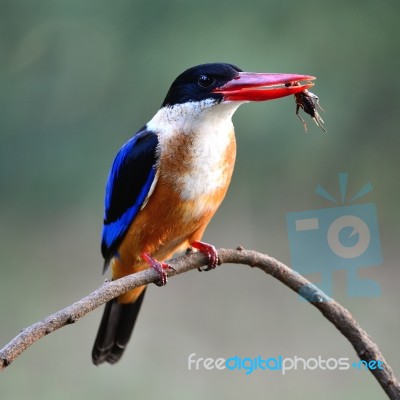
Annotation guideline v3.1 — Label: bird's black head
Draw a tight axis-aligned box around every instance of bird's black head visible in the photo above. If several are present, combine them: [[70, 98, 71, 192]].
[[160, 63, 316, 108], [161, 63, 243, 107]]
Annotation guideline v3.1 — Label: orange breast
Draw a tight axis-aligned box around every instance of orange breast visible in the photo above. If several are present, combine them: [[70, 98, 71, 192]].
[[112, 128, 236, 303]]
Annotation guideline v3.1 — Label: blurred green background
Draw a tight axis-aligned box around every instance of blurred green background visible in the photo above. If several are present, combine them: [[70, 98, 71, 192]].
[[1, 1, 399, 399]]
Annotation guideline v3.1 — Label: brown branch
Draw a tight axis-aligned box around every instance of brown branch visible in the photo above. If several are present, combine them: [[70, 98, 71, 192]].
[[0, 248, 398, 398]]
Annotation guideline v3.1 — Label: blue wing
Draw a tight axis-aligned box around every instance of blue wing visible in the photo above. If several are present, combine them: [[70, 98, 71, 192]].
[[101, 127, 159, 265]]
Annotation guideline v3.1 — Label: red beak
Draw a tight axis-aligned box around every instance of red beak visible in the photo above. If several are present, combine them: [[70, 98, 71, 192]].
[[213, 72, 315, 102]]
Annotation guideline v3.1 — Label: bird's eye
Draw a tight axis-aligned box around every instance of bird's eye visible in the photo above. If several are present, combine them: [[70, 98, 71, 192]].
[[197, 75, 215, 88]]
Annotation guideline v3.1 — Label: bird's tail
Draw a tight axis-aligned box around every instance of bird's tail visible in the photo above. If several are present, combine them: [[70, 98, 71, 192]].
[[92, 288, 146, 365]]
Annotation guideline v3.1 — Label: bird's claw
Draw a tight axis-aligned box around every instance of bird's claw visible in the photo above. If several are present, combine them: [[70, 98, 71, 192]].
[[141, 253, 174, 286], [152, 262, 170, 286], [191, 241, 219, 272]]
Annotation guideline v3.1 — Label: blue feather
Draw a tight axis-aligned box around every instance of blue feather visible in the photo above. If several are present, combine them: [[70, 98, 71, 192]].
[[102, 168, 155, 251], [101, 128, 158, 263]]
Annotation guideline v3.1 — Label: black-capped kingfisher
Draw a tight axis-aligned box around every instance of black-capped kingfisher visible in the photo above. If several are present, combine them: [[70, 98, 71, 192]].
[[92, 63, 314, 365]]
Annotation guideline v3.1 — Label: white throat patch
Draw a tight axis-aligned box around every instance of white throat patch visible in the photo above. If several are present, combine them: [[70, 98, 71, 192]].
[[147, 100, 243, 200]]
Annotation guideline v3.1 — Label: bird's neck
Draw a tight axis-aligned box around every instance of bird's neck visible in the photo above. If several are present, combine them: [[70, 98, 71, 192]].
[[147, 99, 242, 136], [147, 100, 242, 200]]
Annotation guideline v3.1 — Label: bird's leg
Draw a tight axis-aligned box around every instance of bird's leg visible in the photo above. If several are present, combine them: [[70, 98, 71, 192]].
[[191, 241, 219, 272], [141, 252, 175, 286]]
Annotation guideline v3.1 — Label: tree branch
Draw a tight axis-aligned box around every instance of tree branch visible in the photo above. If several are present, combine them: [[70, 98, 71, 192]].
[[0, 248, 398, 398]]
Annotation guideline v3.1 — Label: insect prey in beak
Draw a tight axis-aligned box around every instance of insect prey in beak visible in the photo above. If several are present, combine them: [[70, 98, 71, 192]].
[[286, 82, 326, 132]]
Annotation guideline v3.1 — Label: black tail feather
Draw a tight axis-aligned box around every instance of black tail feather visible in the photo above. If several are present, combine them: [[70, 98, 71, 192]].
[[92, 288, 146, 365]]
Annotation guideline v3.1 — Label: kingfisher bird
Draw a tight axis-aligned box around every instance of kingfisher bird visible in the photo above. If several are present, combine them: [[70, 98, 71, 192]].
[[92, 62, 314, 365]]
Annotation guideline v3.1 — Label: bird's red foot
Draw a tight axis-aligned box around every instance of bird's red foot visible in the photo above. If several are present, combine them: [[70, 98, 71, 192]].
[[141, 253, 175, 286], [191, 241, 219, 271]]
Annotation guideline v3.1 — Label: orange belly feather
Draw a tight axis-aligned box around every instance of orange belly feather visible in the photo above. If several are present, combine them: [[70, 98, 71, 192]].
[[113, 129, 236, 304]]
